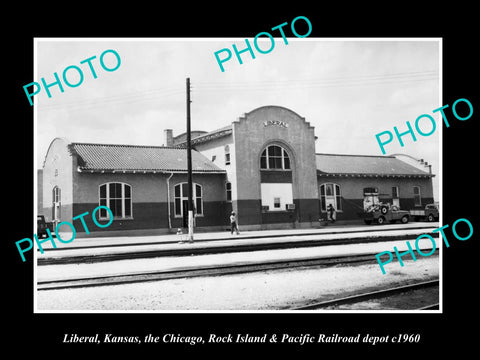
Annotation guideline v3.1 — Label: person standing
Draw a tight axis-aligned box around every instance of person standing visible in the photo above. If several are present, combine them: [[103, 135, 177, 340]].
[[230, 211, 240, 235], [327, 204, 336, 223]]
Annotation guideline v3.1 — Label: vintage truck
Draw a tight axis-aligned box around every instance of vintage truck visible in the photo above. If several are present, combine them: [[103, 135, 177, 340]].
[[409, 203, 439, 222], [37, 215, 54, 238], [359, 203, 410, 225]]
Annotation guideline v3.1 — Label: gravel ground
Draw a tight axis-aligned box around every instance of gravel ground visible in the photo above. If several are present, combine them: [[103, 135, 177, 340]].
[[36, 255, 439, 312], [36, 238, 438, 282], [323, 286, 439, 310]]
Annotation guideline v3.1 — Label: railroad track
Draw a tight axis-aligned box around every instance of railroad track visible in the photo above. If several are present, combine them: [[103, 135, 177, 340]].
[[290, 279, 440, 310], [38, 231, 439, 265], [38, 251, 413, 291]]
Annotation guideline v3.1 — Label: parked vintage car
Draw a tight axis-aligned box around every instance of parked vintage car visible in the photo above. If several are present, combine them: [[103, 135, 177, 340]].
[[359, 203, 410, 225], [37, 215, 54, 238], [409, 203, 439, 222]]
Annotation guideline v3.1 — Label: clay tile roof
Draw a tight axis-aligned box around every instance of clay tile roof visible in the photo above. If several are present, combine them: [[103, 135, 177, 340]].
[[70, 143, 225, 173], [316, 153, 433, 177]]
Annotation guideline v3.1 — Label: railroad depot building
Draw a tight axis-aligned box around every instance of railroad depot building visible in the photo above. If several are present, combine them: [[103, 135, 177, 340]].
[[40, 105, 435, 235]]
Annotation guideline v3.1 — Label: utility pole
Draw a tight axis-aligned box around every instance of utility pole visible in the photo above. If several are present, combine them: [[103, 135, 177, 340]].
[[186, 78, 194, 243]]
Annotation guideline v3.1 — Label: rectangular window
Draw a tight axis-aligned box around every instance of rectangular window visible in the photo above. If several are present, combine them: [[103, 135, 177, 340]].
[[174, 198, 181, 216], [195, 197, 203, 215], [111, 199, 122, 217], [320, 185, 326, 211], [260, 155, 267, 169], [99, 198, 107, 218], [225, 145, 231, 165], [182, 183, 189, 198], [325, 184, 333, 196], [274, 157, 282, 169], [226, 182, 232, 202], [100, 184, 106, 199], [268, 157, 276, 169], [124, 199, 131, 217], [99, 185, 107, 218], [283, 150, 290, 169], [195, 184, 203, 216], [109, 183, 116, 198], [335, 184, 342, 211], [363, 187, 378, 195], [320, 197, 326, 212], [274, 197, 281, 208], [392, 186, 399, 198]]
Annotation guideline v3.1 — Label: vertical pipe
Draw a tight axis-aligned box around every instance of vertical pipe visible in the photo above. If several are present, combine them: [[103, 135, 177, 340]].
[[166, 172, 173, 230], [186, 78, 194, 242]]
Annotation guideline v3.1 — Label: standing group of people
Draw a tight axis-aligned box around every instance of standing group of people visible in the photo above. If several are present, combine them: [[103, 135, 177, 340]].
[[229, 204, 336, 236]]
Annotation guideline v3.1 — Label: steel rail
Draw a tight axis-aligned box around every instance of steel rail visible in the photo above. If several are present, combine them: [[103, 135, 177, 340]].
[[290, 279, 440, 310], [416, 303, 439, 310], [38, 252, 394, 291]]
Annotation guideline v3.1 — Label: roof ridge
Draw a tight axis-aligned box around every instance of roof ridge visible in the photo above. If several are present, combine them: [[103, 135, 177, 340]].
[[71, 142, 184, 150]]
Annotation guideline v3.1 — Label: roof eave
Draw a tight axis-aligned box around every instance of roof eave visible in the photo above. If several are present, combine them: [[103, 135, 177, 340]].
[[317, 171, 434, 178], [77, 167, 226, 174]]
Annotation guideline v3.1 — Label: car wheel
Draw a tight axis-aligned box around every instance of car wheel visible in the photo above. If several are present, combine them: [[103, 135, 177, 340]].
[[401, 215, 409, 224], [427, 214, 434, 222], [380, 206, 388, 214], [377, 216, 385, 225]]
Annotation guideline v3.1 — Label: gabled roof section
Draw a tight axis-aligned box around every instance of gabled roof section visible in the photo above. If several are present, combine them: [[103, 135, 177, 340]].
[[175, 125, 233, 146], [69, 142, 225, 173], [173, 130, 208, 145], [316, 153, 433, 177]]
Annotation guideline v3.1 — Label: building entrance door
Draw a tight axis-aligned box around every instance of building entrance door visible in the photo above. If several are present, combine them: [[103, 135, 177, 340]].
[[363, 187, 379, 211], [392, 186, 400, 207], [325, 197, 336, 220]]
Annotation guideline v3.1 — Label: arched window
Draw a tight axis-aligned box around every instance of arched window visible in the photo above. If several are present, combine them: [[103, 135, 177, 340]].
[[52, 186, 61, 222], [320, 183, 342, 212], [260, 145, 291, 170], [174, 183, 203, 217], [99, 182, 132, 219], [52, 186, 61, 203]]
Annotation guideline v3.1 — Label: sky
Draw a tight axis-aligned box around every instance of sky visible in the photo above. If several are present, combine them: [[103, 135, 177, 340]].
[[35, 38, 440, 199]]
